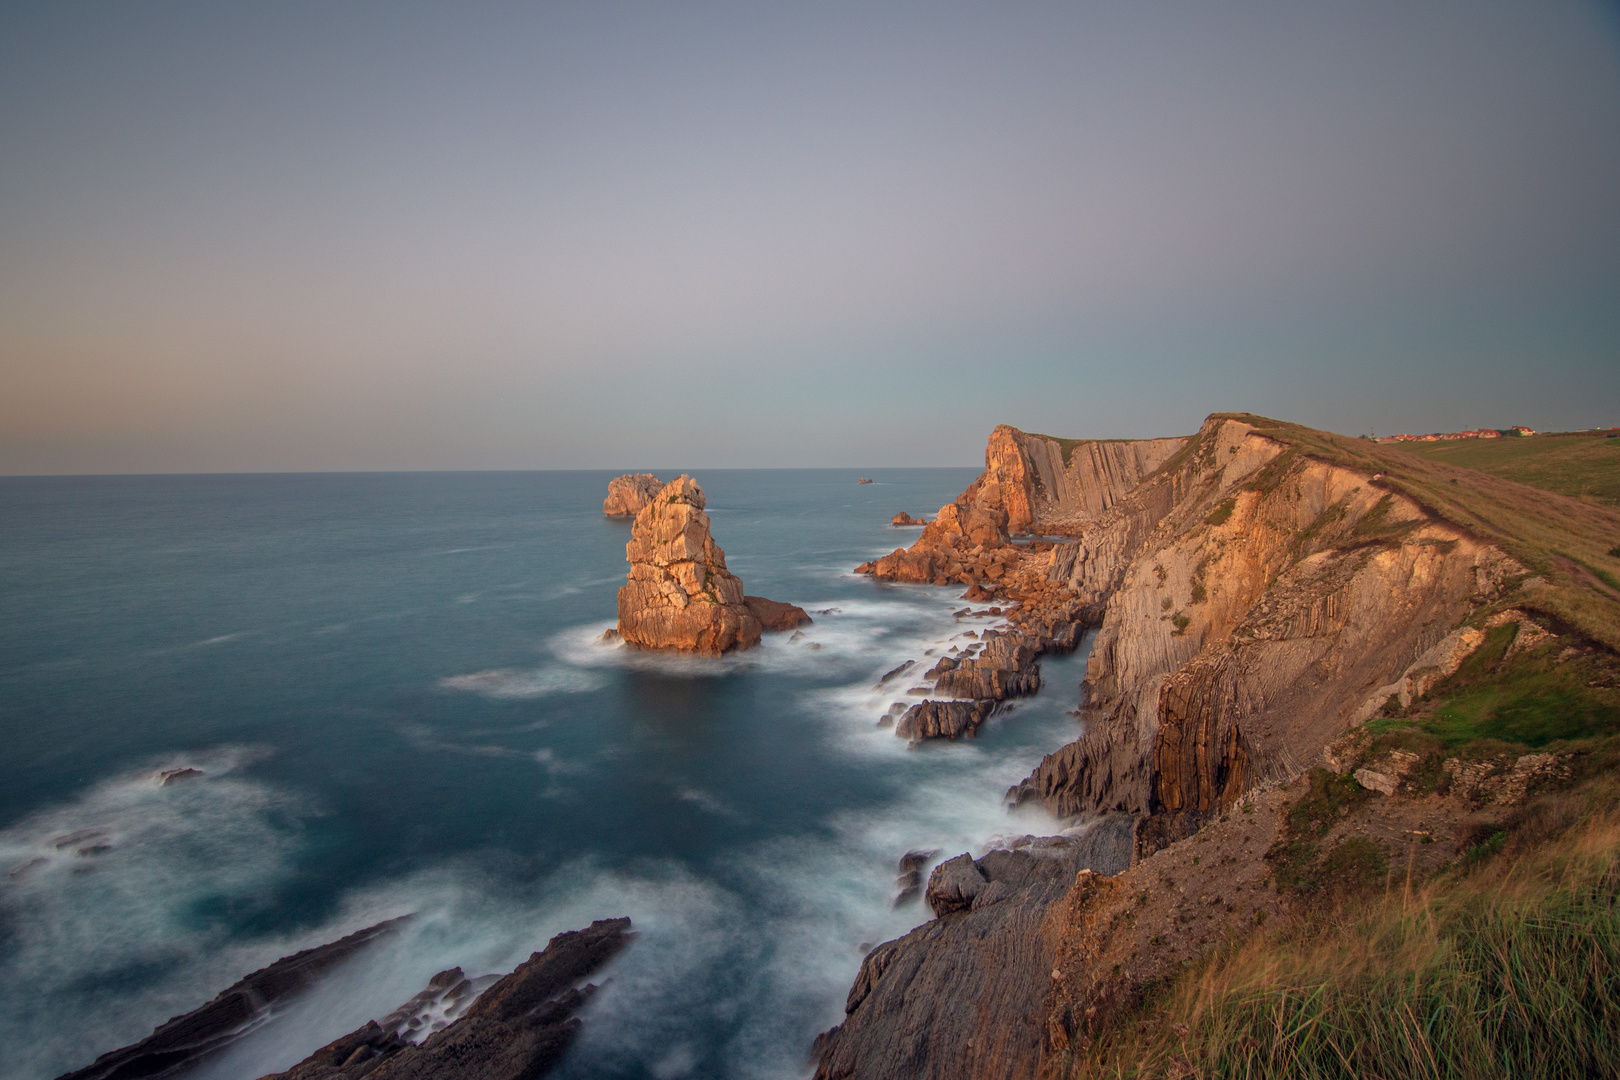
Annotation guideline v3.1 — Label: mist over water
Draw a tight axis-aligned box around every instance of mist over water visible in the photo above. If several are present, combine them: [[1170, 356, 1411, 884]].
[[0, 470, 1090, 1079]]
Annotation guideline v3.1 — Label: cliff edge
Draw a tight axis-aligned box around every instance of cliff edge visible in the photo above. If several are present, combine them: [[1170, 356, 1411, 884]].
[[823, 413, 1620, 1079]]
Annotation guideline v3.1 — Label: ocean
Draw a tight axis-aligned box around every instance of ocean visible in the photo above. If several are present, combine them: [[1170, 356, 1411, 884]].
[[0, 470, 1092, 1080]]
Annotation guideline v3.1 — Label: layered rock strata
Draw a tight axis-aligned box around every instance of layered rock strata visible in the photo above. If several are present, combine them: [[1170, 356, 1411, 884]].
[[602, 473, 663, 516], [824, 413, 1565, 1079], [616, 475, 808, 654], [57, 917, 410, 1080], [264, 917, 634, 1080], [812, 823, 1134, 1080]]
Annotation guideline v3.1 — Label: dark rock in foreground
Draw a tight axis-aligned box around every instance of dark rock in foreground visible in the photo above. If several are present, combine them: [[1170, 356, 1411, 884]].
[[265, 917, 634, 1080], [812, 823, 1134, 1080], [56, 917, 410, 1080], [895, 700, 992, 742]]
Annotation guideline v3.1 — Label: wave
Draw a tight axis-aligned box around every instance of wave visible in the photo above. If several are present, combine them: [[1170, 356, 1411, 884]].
[[438, 667, 607, 699]]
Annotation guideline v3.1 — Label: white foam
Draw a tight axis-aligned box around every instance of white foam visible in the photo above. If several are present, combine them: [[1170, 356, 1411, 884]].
[[438, 667, 606, 699]]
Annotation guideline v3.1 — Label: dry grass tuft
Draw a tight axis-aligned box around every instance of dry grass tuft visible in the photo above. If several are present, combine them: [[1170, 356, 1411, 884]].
[[1073, 787, 1620, 1080]]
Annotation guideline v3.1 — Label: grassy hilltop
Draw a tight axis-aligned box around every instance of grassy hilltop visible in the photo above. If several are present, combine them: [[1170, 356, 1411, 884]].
[[1395, 429, 1620, 508]]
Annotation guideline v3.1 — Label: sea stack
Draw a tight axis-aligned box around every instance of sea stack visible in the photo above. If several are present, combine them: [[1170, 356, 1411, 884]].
[[602, 473, 664, 516], [616, 475, 766, 654]]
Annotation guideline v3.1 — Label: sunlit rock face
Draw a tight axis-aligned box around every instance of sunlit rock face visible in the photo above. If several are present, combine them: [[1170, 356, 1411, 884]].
[[616, 474, 763, 654], [602, 473, 664, 516]]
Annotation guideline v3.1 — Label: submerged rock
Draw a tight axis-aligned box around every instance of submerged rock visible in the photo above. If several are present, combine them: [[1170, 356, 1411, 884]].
[[265, 918, 635, 1080], [56, 917, 410, 1080], [602, 473, 663, 516], [155, 767, 203, 786]]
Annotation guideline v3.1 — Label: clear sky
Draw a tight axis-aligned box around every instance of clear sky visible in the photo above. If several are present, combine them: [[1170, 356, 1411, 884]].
[[3, 1, 1618, 473]]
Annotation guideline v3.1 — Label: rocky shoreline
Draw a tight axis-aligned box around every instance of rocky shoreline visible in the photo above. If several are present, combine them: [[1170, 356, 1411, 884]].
[[813, 413, 1582, 1078]]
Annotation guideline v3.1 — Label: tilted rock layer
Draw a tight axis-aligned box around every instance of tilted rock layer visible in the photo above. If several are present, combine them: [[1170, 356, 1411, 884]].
[[602, 473, 664, 516], [616, 475, 808, 654], [824, 413, 1576, 1079]]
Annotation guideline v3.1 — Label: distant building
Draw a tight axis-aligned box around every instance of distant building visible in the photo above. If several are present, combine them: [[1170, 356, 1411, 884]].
[[1510, 426, 1535, 437], [1373, 427, 1512, 444]]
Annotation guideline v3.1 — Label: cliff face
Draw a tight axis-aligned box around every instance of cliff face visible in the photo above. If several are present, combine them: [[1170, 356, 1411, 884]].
[[822, 415, 1537, 1079], [995, 426, 1186, 534], [1007, 416, 1521, 852], [617, 475, 763, 654]]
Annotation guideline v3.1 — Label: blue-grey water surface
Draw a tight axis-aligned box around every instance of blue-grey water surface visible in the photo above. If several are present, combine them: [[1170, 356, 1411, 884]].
[[0, 470, 1092, 1080]]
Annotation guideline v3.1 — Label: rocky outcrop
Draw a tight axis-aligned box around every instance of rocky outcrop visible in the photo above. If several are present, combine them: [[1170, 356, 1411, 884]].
[[616, 475, 763, 654], [264, 918, 634, 1080], [743, 595, 812, 632], [602, 473, 663, 516], [895, 700, 992, 741], [616, 475, 810, 653], [829, 412, 1619, 1080], [932, 630, 1042, 701], [891, 512, 924, 526], [1006, 415, 1525, 854], [812, 832, 1132, 1080], [57, 917, 410, 1080]]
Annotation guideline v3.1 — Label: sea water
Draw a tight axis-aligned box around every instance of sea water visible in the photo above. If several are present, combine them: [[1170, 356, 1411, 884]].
[[0, 471, 1093, 1080]]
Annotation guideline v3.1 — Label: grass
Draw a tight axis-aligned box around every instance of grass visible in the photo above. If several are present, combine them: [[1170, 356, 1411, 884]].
[[1073, 781, 1620, 1080], [1396, 431, 1620, 507], [1364, 623, 1620, 753]]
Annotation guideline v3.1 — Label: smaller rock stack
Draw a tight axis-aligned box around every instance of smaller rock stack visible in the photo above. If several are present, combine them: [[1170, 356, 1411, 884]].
[[602, 473, 664, 516], [616, 475, 808, 654]]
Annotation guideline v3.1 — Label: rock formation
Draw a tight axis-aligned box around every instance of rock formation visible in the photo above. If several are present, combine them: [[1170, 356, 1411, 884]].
[[742, 594, 813, 632], [602, 473, 664, 516], [616, 475, 809, 654], [263, 918, 634, 1080], [822, 412, 1620, 1079], [56, 917, 411, 1080], [891, 512, 924, 526]]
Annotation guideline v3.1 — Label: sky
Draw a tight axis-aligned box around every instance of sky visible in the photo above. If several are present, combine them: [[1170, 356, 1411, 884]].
[[2, 1, 1618, 473]]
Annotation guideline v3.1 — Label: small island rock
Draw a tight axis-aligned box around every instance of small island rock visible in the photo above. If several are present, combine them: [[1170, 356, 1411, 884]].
[[602, 473, 664, 516], [617, 475, 763, 654]]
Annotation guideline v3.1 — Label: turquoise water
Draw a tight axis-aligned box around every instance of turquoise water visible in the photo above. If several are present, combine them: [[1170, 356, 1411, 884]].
[[0, 470, 1092, 1080]]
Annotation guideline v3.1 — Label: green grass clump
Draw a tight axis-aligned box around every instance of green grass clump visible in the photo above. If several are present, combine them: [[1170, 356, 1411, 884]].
[[1383, 624, 1620, 752], [1266, 770, 1381, 896], [1075, 800, 1620, 1080], [1204, 498, 1236, 527]]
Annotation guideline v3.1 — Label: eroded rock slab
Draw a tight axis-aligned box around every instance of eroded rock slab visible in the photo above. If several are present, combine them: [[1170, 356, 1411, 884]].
[[56, 917, 409, 1080], [265, 918, 634, 1080]]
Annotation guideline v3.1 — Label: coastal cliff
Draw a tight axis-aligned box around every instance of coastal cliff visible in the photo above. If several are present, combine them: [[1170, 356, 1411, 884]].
[[822, 413, 1620, 1079]]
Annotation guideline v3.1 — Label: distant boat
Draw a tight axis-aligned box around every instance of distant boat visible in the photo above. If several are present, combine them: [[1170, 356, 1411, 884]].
[[857, 477, 874, 484]]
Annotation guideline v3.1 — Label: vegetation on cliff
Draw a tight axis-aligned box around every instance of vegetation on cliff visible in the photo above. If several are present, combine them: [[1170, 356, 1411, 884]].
[[1216, 413, 1620, 650], [1072, 766, 1620, 1080], [1066, 614, 1620, 1080]]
